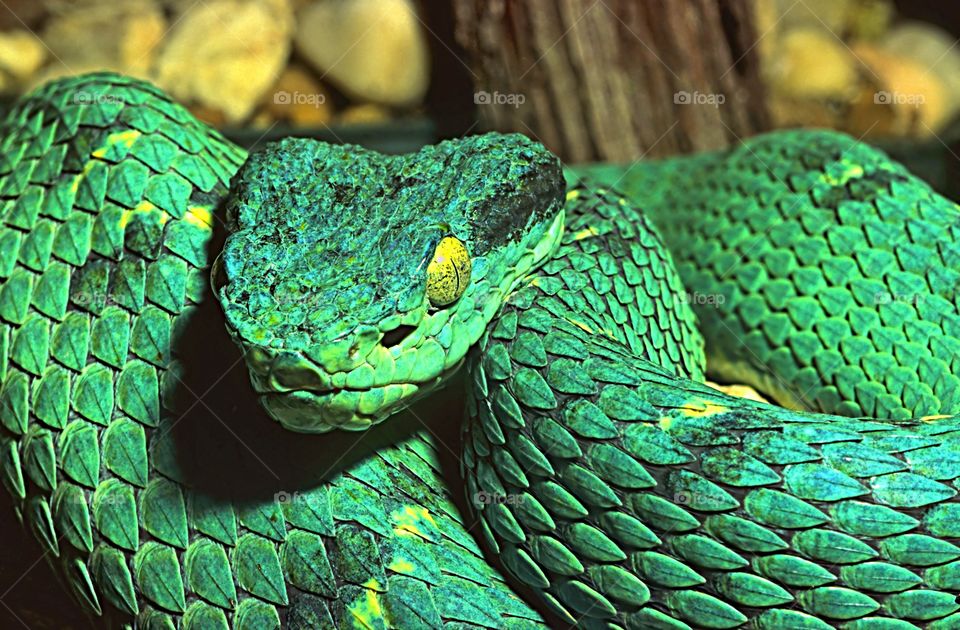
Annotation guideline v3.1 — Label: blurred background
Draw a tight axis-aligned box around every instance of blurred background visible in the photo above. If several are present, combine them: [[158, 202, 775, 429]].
[[0, 1, 957, 160], [1, 0, 959, 626]]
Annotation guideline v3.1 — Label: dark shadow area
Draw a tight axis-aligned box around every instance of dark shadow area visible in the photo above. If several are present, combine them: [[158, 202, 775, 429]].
[[0, 508, 90, 628], [167, 295, 457, 500], [167, 196, 453, 500], [420, 0, 477, 139]]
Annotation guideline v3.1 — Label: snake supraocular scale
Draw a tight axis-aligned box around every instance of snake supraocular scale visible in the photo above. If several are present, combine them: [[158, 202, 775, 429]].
[[2, 73, 960, 630]]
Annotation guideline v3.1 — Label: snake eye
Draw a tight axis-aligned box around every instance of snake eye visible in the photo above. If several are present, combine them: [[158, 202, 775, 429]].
[[426, 236, 471, 307]]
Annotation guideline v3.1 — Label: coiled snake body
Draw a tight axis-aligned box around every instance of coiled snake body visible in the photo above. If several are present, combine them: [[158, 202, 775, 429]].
[[3, 73, 960, 629]]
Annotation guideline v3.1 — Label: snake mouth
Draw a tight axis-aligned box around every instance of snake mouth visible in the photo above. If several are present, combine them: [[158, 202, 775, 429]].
[[256, 357, 466, 433]]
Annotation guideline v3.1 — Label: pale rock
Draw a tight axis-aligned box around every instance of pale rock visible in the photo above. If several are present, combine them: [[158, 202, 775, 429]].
[[754, 0, 892, 63], [764, 27, 866, 131], [751, 0, 779, 63], [845, 0, 894, 41], [295, 0, 429, 107], [264, 65, 334, 126], [881, 21, 960, 121], [41, 2, 165, 79], [767, 27, 859, 100], [0, 31, 46, 84], [852, 42, 951, 137], [767, 96, 846, 131], [155, 0, 293, 123], [766, 0, 892, 39], [338, 103, 391, 125], [772, 0, 852, 33]]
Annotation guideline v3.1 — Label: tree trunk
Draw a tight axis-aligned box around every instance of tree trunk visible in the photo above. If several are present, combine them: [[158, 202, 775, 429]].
[[452, 0, 771, 162]]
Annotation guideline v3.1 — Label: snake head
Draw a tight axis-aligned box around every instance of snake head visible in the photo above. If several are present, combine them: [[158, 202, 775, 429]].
[[214, 133, 565, 432]]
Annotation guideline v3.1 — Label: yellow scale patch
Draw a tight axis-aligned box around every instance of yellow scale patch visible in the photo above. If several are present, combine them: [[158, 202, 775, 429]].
[[70, 159, 98, 193], [565, 317, 594, 335], [115, 203, 213, 238], [670, 399, 730, 419], [118, 200, 172, 229], [821, 162, 865, 187], [185, 205, 214, 228], [706, 381, 768, 403], [348, 578, 387, 628], [388, 557, 415, 574], [75, 129, 143, 192], [386, 506, 436, 574], [91, 129, 141, 158], [392, 504, 437, 538], [572, 226, 599, 241], [684, 401, 729, 417], [76, 130, 217, 238]]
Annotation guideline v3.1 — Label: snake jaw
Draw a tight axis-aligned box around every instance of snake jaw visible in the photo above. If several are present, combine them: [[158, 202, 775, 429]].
[[258, 357, 468, 432]]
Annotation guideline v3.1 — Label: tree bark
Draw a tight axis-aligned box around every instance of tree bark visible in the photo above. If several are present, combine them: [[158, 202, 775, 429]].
[[452, 0, 771, 162]]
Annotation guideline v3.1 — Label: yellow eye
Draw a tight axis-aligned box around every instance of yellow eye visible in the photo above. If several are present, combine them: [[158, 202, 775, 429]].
[[426, 236, 471, 306]]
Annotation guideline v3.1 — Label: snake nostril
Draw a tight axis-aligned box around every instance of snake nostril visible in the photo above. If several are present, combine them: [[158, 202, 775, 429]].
[[381, 325, 416, 348]]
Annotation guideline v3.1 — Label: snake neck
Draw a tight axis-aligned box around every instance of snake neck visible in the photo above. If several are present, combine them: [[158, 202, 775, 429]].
[[506, 184, 707, 383]]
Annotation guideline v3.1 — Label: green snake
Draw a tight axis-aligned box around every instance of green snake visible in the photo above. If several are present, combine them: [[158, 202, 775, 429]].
[[4, 72, 960, 629]]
